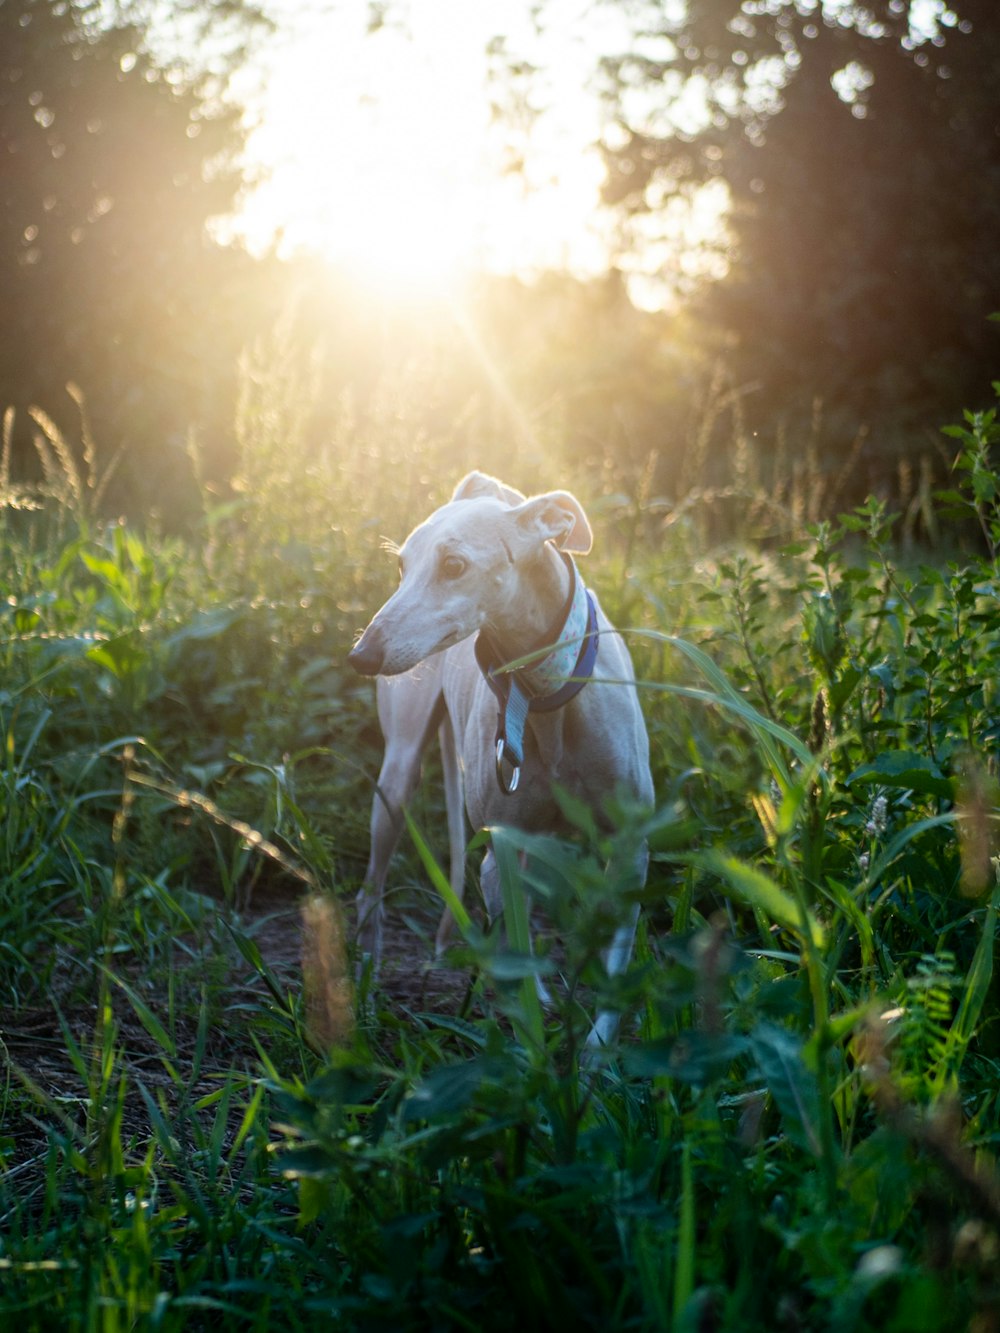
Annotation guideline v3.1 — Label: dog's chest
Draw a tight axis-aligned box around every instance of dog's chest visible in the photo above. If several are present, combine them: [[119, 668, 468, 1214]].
[[459, 706, 595, 834], [441, 635, 645, 832]]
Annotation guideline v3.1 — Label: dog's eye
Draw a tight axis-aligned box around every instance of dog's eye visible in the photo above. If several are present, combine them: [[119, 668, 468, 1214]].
[[440, 554, 466, 581]]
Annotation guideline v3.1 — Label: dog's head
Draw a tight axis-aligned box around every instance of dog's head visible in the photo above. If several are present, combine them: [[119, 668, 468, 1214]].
[[348, 474, 593, 676], [452, 471, 592, 555]]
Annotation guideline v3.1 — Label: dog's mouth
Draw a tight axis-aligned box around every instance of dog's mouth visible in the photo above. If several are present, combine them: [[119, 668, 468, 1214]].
[[351, 617, 471, 677], [436, 623, 473, 653]]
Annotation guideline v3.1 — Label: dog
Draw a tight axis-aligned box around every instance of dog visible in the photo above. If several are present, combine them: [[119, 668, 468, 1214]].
[[348, 471, 653, 1044]]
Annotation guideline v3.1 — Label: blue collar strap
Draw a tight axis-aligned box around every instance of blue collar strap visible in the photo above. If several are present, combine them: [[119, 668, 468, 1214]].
[[474, 554, 600, 794]]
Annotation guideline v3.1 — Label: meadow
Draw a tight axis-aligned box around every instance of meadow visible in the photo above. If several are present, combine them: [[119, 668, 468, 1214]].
[[1, 368, 999, 1333]]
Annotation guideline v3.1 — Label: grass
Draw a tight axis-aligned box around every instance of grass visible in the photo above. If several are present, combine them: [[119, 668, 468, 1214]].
[[0, 378, 999, 1330]]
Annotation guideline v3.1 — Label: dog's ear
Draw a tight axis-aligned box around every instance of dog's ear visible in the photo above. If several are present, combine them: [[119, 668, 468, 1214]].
[[452, 471, 526, 508], [511, 490, 593, 555]]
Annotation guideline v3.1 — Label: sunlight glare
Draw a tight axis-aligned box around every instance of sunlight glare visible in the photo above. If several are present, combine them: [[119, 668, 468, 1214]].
[[235, 3, 618, 301]]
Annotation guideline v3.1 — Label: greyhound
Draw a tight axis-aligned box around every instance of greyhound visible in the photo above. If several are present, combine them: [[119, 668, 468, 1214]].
[[348, 471, 653, 1044]]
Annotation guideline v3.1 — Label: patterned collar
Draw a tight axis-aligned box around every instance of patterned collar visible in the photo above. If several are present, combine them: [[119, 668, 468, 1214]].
[[474, 553, 600, 793]]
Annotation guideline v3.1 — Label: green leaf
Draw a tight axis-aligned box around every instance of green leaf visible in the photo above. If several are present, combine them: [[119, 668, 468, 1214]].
[[86, 631, 145, 680], [491, 826, 546, 1050], [164, 607, 242, 646], [405, 1055, 512, 1119], [13, 607, 41, 633], [828, 664, 862, 712], [482, 951, 555, 982], [81, 550, 131, 598], [750, 1022, 824, 1158], [625, 1031, 749, 1083], [307, 1061, 380, 1108], [818, 879, 875, 970], [673, 1138, 695, 1321], [865, 813, 955, 890], [279, 1146, 338, 1179], [847, 751, 952, 799]]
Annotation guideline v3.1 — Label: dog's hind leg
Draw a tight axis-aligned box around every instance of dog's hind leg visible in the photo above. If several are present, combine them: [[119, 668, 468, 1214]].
[[586, 903, 639, 1050], [586, 842, 649, 1050]]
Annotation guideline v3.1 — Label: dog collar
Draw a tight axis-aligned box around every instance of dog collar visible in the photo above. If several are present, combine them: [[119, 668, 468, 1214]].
[[474, 553, 600, 794]]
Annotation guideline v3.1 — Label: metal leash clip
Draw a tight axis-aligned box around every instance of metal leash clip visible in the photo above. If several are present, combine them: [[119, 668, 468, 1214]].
[[495, 737, 520, 795]]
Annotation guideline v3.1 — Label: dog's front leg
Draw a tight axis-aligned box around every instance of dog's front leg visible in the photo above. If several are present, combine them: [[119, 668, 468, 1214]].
[[356, 735, 426, 977], [433, 711, 467, 955]]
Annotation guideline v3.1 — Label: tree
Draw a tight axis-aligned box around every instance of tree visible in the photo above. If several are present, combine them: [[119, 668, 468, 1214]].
[[0, 0, 267, 511], [596, 0, 1000, 491]]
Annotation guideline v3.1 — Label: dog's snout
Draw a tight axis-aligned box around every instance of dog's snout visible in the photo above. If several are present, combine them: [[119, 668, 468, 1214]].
[[349, 629, 385, 676]]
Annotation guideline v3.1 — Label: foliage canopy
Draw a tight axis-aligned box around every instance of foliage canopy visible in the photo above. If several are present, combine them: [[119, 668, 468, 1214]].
[[593, 0, 1000, 457], [0, 0, 267, 506]]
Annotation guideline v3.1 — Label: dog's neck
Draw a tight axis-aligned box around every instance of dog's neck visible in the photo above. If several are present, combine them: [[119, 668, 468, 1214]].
[[486, 542, 574, 663]]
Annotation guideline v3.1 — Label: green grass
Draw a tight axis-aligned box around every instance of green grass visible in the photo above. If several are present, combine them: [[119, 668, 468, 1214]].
[[0, 382, 999, 1330]]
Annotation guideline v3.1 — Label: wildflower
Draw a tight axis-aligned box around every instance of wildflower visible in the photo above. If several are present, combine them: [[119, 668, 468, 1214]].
[[865, 793, 888, 837]]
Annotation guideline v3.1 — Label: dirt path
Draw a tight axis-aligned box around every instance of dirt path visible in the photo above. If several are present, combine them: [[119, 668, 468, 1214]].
[[245, 886, 474, 1017], [0, 886, 474, 1173]]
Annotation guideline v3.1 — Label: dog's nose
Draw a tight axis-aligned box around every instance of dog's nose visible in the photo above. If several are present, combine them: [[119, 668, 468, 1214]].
[[348, 630, 385, 676]]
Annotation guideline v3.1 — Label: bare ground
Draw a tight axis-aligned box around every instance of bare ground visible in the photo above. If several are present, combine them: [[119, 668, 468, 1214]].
[[0, 885, 473, 1165]]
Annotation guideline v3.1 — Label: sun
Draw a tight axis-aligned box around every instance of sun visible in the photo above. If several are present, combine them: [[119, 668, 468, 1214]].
[[275, 118, 491, 302], [233, 9, 497, 297], [232, 5, 616, 303]]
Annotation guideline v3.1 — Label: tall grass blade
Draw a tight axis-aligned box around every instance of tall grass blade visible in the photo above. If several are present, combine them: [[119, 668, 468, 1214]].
[[695, 850, 824, 949], [491, 826, 546, 1051], [633, 630, 817, 780], [933, 876, 999, 1094], [673, 1136, 695, 1322], [104, 968, 178, 1061], [403, 807, 472, 934]]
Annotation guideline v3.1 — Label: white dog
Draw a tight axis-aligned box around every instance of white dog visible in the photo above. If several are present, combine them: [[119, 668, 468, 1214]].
[[349, 472, 653, 1042]]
